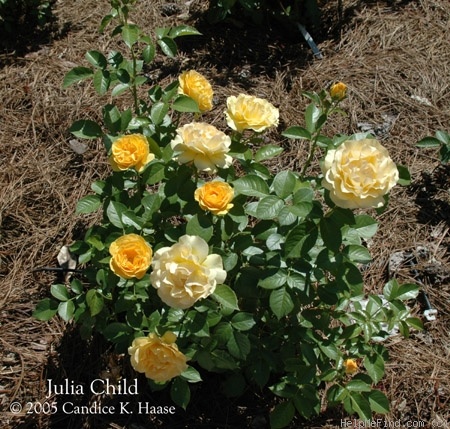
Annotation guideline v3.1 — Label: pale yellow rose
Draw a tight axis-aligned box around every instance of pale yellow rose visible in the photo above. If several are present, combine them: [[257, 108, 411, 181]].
[[128, 332, 188, 382], [321, 139, 399, 209], [330, 82, 347, 100], [194, 181, 234, 216], [343, 358, 358, 374], [178, 70, 214, 112], [150, 235, 226, 309], [109, 134, 154, 172], [109, 234, 152, 279], [170, 122, 232, 173], [225, 94, 279, 133]]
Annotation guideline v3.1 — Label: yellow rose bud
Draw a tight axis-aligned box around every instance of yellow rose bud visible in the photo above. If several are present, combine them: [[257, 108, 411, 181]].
[[178, 70, 214, 112], [170, 122, 232, 174], [321, 139, 399, 209], [150, 235, 226, 309], [225, 94, 279, 133], [128, 332, 188, 383], [109, 134, 155, 172], [343, 359, 358, 374], [194, 181, 234, 216], [109, 234, 152, 280], [330, 82, 347, 100]]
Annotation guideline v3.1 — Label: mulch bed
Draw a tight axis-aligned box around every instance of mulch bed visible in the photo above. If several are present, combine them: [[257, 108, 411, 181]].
[[1, 0, 449, 427]]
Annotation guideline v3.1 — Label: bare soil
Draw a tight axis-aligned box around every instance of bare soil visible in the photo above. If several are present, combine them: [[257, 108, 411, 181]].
[[1, 0, 449, 428]]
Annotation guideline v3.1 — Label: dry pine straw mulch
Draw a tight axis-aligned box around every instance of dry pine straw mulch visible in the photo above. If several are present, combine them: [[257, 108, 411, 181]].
[[0, 0, 449, 428]]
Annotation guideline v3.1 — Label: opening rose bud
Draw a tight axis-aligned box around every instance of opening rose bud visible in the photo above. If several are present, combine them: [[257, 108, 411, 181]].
[[194, 181, 234, 216]]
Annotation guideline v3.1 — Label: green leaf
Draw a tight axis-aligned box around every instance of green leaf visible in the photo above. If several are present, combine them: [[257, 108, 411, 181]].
[[270, 287, 294, 319], [231, 312, 256, 331], [111, 83, 130, 97], [33, 298, 58, 321], [364, 354, 385, 384], [254, 144, 284, 162], [181, 366, 202, 383], [343, 245, 372, 263], [346, 379, 372, 392], [258, 269, 287, 289], [151, 101, 169, 125], [70, 279, 83, 294], [186, 214, 213, 241], [86, 289, 104, 317], [63, 67, 94, 88], [172, 95, 200, 113], [93, 69, 111, 95], [142, 193, 161, 215], [270, 401, 295, 429], [305, 103, 321, 133], [435, 130, 450, 145], [144, 162, 165, 185], [440, 144, 450, 163], [272, 170, 297, 199], [320, 217, 342, 253], [103, 104, 121, 134], [416, 137, 441, 148], [122, 211, 143, 230], [142, 43, 156, 63], [157, 37, 178, 57], [122, 24, 139, 48], [353, 215, 378, 239], [256, 196, 284, 220], [85, 50, 107, 68], [212, 285, 239, 310], [406, 317, 423, 331], [383, 280, 419, 301], [76, 195, 101, 214], [168, 25, 202, 38], [58, 300, 75, 322], [346, 392, 372, 421], [233, 175, 269, 198], [396, 164, 411, 186], [282, 126, 311, 140], [367, 390, 390, 414], [51, 284, 70, 301], [106, 200, 127, 229], [284, 222, 316, 259], [227, 330, 251, 359], [170, 378, 190, 410], [69, 120, 102, 139]]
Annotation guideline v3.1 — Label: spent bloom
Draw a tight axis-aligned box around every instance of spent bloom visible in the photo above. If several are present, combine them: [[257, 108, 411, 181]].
[[109, 234, 152, 280], [343, 359, 358, 374], [150, 235, 226, 309], [109, 134, 154, 172], [321, 139, 399, 209], [170, 122, 232, 173], [225, 93, 279, 133], [194, 181, 234, 216], [128, 332, 188, 383], [178, 70, 214, 112], [330, 82, 347, 100]]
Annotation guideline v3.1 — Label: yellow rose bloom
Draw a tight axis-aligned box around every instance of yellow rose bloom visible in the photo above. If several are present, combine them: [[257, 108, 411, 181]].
[[194, 181, 234, 216], [109, 234, 152, 279], [170, 122, 232, 173], [321, 139, 399, 209], [150, 235, 226, 309], [330, 82, 347, 100], [343, 358, 358, 374], [225, 94, 279, 133], [109, 134, 155, 172], [178, 70, 214, 112], [128, 332, 188, 383]]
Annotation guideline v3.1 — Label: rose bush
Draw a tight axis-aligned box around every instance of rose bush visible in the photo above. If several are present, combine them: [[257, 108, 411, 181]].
[[194, 181, 234, 215], [225, 93, 279, 132], [150, 235, 226, 309], [109, 234, 152, 279], [35, 1, 422, 426], [128, 332, 188, 382], [321, 139, 399, 209]]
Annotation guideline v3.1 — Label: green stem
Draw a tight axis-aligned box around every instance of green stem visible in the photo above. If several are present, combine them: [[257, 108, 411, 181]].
[[130, 47, 140, 115]]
